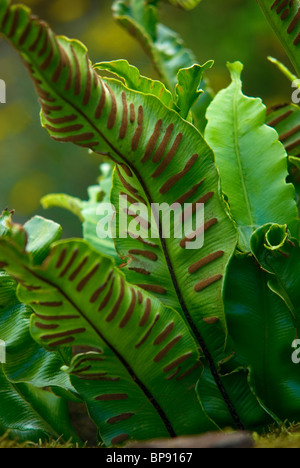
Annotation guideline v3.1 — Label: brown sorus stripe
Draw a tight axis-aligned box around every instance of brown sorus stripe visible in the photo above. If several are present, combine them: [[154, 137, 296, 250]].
[[47, 114, 77, 125], [160, 154, 198, 194], [277, 0, 289, 13], [194, 274, 223, 292], [163, 352, 193, 373], [74, 356, 104, 368], [45, 123, 83, 133], [120, 192, 140, 205], [153, 335, 182, 363], [135, 314, 160, 348], [153, 322, 174, 345], [279, 124, 300, 141], [127, 233, 158, 248], [0, 262, 8, 268], [285, 138, 300, 151], [106, 83, 117, 129], [137, 284, 166, 295], [116, 166, 138, 194], [128, 249, 157, 261], [152, 124, 174, 163], [188, 250, 224, 274], [41, 327, 86, 340], [131, 105, 143, 151], [34, 322, 59, 330], [119, 287, 136, 328], [34, 312, 80, 321], [76, 373, 119, 381], [51, 43, 64, 83], [95, 78, 106, 119], [137, 290, 143, 304], [176, 362, 202, 381], [107, 413, 134, 424], [294, 32, 300, 45], [37, 25, 50, 57], [110, 434, 129, 445], [63, 47, 73, 91], [119, 91, 128, 139], [180, 191, 214, 223], [90, 270, 114, 303], [48, 336, 75, 347], [166, 368, 181, 380], [288, 7, 300, 33], [98, 277, 115, 311], [18, 20, 33, 45], [70, 44, 81, 95], [29, 24, 44, 52], [40, 43, 54, 70], [39, 101, 62, 113], [268, 109, 293, 127], [1, 7, 10, 29], [120, 163, 132, 177], [152, 133, 183, 178], [180, 218, 218, 248], [281, 8, 290, 20], [203, 316, 219, 324], [59, 249, 79, 277], [95, 393, 128, 401], [52, 132, 94, 143], [271, 0, 281, 8], [129, 267, 151, 276], [142, 119, 163, 163], [69, 256, 89, 282], [7, 7, 20, 38], [130, 103, 135, 123], [139, 298, 151, 327], [82, 54, 92, 105], [35, 301, 63, 307], [106, 277, 125, 322], [77, 263, 100, 292]]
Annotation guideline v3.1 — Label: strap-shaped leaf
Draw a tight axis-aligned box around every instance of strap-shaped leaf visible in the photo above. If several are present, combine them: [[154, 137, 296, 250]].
[[0, 217, 214, 445], [205, 61, 299, 252], [0, 1, 244, 429], [112, 0, 212, 132], [251, 223, 300, 327], [257, 0, 300, 77], [225, 252, 300, 422], [267, 103, 300, 162]]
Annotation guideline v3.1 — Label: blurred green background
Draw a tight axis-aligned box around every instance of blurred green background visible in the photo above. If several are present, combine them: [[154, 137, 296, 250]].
[[0, 0, 295, 236]]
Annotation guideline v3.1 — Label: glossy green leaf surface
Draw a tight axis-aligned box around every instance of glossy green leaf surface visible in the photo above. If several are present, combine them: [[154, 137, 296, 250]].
[[225, 253, 300, 421], [257, 0, 300, 77], [0, 215, 214, 445], [205, 61, 299, 251]]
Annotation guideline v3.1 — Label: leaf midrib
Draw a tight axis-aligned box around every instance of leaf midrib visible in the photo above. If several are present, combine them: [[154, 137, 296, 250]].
[[232, 83, 255, 232]]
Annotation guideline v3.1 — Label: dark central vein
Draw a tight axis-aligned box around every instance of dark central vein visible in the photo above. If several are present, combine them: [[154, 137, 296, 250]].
[[26, 267, 176, 437]]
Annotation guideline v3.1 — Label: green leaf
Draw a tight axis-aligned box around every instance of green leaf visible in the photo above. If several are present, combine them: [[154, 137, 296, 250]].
[[205, 61, 299, 252], [251, 223, 300, 327], [0, 374, 76, 443], [267, 103, 300, 159], [257, 0, 300, 77], [196, 366, 275, 431], [0, 217, 215, 445], [41, 164, 121, 264], [94, 59, 174, 108], [112, 0, 213, 130], [0, 2, 245, 431], [175, 62, 213, 120], [164, 0, 203, 10], [225, 253, 300, 422]]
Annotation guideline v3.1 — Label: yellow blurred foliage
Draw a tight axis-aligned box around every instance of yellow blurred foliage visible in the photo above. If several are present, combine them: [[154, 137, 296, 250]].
[[48, 0, 91, 23], [9, 172, 54, 215], [0, 102, 31, 140]]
